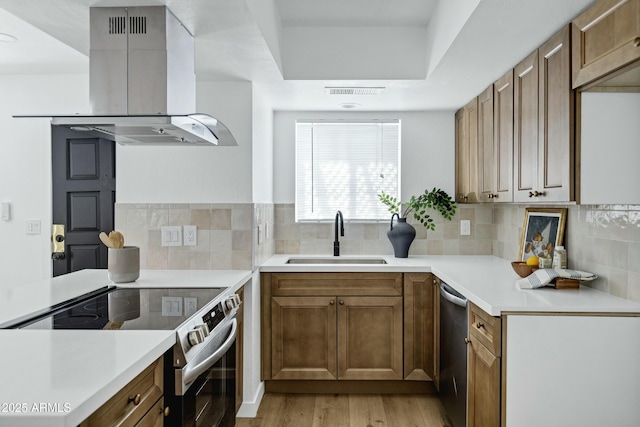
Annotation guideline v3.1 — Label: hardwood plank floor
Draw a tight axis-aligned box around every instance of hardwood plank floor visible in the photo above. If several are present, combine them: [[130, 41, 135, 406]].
[[236, 394, 452, 427]]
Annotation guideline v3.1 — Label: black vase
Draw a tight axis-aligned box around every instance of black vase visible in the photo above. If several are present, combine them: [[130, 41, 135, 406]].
[[387, 213, 416, 258]]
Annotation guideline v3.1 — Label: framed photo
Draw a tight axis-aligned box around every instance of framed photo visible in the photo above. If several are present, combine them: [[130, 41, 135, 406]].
[[519, 208, 567, 262]]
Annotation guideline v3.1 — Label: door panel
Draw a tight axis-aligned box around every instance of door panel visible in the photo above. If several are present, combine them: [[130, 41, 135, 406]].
[[338, 296, 403, 380], [52, 126, 115, 276], [271, 296, 337, 380]]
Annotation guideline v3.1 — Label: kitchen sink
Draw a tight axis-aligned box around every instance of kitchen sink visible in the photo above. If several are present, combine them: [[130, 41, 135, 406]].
[[286, 257, 387, 264]]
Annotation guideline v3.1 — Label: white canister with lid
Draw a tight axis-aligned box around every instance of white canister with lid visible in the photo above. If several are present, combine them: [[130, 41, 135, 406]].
[[552, 246, 567, 269]]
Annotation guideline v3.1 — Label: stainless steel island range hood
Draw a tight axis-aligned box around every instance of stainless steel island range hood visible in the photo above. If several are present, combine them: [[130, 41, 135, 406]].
[[20, 6, 237, 146]]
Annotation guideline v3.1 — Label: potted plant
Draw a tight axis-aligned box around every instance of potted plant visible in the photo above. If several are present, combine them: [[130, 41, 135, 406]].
[[378, 188, 457, 257]]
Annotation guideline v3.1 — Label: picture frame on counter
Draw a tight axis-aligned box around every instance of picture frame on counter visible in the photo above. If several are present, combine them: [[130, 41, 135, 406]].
[[519, 208, 567, 263]]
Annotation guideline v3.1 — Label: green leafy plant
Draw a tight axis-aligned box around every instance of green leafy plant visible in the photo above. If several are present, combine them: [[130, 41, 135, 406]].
[[378, 188, 457, 231]]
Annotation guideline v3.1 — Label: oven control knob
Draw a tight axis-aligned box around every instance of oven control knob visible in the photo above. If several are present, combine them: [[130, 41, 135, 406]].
[[188, 330, 203, 346], [195, 323, 210, 337], [223, 294, 242, 314]]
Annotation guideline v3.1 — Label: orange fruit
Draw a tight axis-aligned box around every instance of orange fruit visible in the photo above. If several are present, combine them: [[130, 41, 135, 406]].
[[526, 256, 539, 266]]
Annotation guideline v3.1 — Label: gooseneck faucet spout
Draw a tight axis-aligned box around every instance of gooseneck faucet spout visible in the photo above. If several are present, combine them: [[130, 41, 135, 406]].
[[334, 210, 344, 256]]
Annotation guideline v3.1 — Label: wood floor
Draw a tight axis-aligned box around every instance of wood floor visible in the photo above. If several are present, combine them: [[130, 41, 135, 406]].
[[236, 393, 452, 427]]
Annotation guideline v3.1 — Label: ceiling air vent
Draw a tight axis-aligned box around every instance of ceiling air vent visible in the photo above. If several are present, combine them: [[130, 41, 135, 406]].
[[129, 15, 147, 34], [108, 16, 126, 34], [325, 87, 385, 96]]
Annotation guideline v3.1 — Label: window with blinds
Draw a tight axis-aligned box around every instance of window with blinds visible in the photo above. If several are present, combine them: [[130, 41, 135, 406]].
[[295, 120, 400, 222]]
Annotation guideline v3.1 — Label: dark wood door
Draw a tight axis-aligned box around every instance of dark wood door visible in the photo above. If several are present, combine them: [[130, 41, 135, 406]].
[[51, 126, 115, 276]]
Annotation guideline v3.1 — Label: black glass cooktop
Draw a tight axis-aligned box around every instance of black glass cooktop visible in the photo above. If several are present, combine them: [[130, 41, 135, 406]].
[[21, 287, 225, 330]]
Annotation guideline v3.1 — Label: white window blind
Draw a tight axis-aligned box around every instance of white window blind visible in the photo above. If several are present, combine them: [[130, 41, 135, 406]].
[[295, 120, 400, 222]]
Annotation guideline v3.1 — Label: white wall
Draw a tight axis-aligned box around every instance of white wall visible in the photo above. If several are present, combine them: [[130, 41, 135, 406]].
[[273, 111, 455, 204], [252, 85, 274, 203], [116, 81, 254, 203], [581, 92, 640, 204], [0, 74, 89, 287]]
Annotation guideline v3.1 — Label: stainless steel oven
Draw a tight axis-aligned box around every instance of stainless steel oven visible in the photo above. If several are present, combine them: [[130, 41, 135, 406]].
[[15, 286, 241, 427]]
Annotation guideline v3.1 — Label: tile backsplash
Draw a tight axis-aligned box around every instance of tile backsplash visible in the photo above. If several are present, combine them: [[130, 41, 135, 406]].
[[493, 204, 640, 303], [115, 203, 274, 271], [116, 201, 639, 304], [273, 203, 494, 256]]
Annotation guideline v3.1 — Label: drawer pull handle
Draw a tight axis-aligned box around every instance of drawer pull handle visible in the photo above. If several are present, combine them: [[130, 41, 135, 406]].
[[476, 322, 485, 330], [128, 394, 141, 405], [329, 300, 335, 305], [339, 300, 345, 305], [163, 406, 170, 417]]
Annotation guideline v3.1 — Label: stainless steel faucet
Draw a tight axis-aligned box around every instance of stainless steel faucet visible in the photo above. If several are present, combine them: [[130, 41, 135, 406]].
[[334, 210, 344, 256]]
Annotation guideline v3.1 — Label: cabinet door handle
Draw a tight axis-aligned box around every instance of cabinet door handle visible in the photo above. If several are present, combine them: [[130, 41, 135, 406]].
[[162, 406, 170, 417], [464, 337, 470, 344], [339, 300, 345, 305], [475, 322, 485, 330], [128, 393, 141, 405], [329, 300, 335, 305], [634, 37, 640, 47]]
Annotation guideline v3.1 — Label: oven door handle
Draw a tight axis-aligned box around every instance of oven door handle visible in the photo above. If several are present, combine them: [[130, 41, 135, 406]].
[[182, 318, 237, 386]]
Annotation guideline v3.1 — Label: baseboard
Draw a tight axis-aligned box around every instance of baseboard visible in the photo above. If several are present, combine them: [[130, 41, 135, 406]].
[[264, 380, 436, 394], [236, 381, 265, 418]]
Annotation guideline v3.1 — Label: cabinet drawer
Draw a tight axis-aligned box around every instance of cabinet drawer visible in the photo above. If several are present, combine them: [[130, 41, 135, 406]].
[[270, 272, 403, 296], [81, 357, 163, 427], [469, 303, 501, 357]]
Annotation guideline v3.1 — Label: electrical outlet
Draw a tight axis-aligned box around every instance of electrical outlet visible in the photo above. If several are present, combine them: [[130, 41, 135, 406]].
[[161, 226, 182, 246], [26, 219, 41, 235], [184, 297, 198, 316], [460, 220, 471, 236], [183, 225, 197, 246]]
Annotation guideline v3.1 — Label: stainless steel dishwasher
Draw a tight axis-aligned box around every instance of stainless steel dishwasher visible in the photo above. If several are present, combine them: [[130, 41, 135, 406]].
[[439, 280, 468, 427]]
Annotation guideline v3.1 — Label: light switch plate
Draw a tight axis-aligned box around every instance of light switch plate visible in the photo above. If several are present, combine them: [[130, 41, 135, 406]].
[[161, 226, 182, 246], [1, 202, 10, 221], [161, 297, 183, 316]]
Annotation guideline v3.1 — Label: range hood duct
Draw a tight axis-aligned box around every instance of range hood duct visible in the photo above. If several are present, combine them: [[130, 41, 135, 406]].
[[21, 6, 238, 146]]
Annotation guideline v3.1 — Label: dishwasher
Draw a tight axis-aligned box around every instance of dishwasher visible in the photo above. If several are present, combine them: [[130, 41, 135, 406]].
[[439, 280, 468, 427]]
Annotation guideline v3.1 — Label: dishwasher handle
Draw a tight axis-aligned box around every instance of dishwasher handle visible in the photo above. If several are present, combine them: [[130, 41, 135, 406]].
[[440, 283, 467, 308]]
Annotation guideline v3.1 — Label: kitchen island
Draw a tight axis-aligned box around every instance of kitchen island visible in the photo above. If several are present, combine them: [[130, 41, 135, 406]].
[[0, 269, 251, 427]]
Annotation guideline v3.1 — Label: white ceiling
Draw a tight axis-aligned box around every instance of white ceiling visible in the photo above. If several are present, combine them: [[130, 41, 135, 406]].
[[0, 0, 596, 111]]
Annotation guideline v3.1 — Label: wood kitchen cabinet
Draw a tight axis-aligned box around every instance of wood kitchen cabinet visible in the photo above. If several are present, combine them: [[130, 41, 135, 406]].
[[261, 272, 438, 393], [514, 26, 574, 202], [455, 98, 479, 203], [571, 0, 640, 89], [478, 70, 513, 203], [477, 85, 495, 203], [478, 69, 514, 203], [263, 273, 403, 381], [467, 302, 502, 427], [492, 70, 514, 203], [403, 273, 437, 383], [80, 356, 167, 427]]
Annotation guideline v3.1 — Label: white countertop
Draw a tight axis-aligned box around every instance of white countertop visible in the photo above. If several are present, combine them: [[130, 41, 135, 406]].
[[0, 269, 252, 425], [0, 330, 175, 427], [261, 255, 640, 316], [0, 269, 252, 328]]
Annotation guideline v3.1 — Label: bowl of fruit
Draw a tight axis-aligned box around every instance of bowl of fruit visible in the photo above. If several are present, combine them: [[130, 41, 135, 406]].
[[511, 256, 539, 278]]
